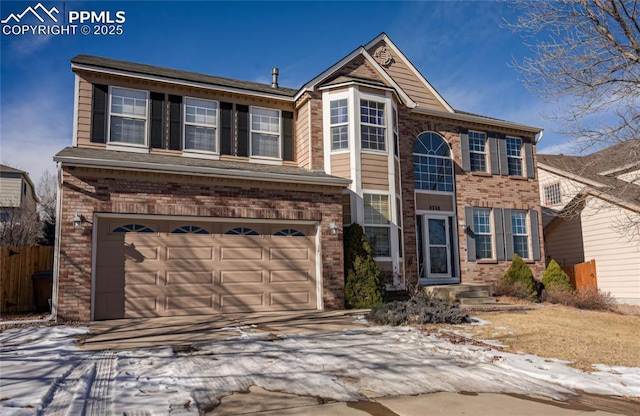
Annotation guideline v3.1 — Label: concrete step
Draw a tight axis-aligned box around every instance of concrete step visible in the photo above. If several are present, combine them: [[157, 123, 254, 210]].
[[455, 290, 491, 299], [458, 297, 497, 305]]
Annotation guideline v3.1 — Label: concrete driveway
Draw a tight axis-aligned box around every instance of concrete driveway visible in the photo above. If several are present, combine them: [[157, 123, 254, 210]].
[[82, 309, 369, 350]]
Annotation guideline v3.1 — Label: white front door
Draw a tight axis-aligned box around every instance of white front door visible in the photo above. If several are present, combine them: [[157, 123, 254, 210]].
[[420, 215, 459, 284]]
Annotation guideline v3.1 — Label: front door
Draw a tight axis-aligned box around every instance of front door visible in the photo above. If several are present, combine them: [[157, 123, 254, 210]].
[[419, 215, 459, 284]]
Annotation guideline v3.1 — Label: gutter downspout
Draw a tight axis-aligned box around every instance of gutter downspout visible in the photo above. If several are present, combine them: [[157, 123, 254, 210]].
[[2, 162, 62, 326], [536, 130, 544, 145]]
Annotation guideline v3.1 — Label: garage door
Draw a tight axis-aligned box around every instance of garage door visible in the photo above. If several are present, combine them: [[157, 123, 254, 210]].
[[94, 219, 318, 320]]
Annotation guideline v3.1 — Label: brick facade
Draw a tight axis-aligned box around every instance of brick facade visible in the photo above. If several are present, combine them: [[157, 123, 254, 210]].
[[58, 167, 344, 321]]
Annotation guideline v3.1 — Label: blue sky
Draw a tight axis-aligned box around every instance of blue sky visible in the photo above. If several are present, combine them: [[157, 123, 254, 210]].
[[1, 0, 575, 186]]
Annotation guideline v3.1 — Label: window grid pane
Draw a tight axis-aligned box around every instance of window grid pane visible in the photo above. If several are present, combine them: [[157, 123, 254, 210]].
[[544, 183, 561, 206], [361, 126, 386, 151], [252, 108, 280, 133], [331, 126, 349, 150], [185, 98, 217, 126], [251, 133, 279, 158], [110, 117, 145, 144], [469, 131, 487, 172], [330, 99, 348, 124], [186, 126, 216, 152], [365, 226, 391, 257], [364, 194, 390, 224], [360, 100, 385, 125], [506, 137, 523, 176], [413, 155, 454, 192], [250, 107, 281, 158], [512, 210, 529, 259], [473, 208, 493, 259], [111, 88, 147, 118]]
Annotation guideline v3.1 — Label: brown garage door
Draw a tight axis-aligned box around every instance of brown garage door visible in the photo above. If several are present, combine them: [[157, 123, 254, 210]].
[[94, 219, 317, 320]]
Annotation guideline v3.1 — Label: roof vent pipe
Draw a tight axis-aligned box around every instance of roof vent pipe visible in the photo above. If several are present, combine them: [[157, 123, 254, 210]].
[[271, 67, 279, 88]]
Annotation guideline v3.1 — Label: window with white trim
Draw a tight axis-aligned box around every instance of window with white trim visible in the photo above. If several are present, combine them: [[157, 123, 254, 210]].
[[413, 132, 454, 192], [506, 137, 523, 176], [250, 107, 281, 158], [109, 87, 148, 145], [330, 99, 349, 150], [392, 107, 399, 157], [544, 183, 562, 206], [511, 210, 529, 259], [468, 131, 487, 172], [364, 193, 391, 257], [473, 208, 493, 259], [184, 98, 218, 153], [360, 100, 386, 151]]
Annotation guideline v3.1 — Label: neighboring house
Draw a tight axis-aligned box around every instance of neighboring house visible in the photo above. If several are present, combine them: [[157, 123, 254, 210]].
[[0, 164, 38, 224], [55, 33, 546, 321], [538, 140, 640, 304]]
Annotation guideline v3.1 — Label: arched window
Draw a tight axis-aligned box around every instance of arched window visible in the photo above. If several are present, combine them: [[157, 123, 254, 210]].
[[171, 225, 209, 234], [224, 227, 259, 236], [413, 133, 454, 192], [112, 224, 155, 233], [274, 228, 305, 237]]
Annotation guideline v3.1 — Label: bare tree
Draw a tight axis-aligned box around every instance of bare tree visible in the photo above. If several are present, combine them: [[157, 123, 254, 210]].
[[37, 170, 57, 246], [509, 0, 639, 152], [0, 206, 41, 246]]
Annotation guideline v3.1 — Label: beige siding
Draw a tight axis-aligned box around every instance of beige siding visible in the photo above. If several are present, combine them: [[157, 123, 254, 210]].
[[77, 77, 93, 147], [331, 153, 351, 179], [544, 217, 586, 267], [296, 100, 310, 169], [538, 169, 586, 209], [367, 40, 448, 111], [580, 198, 640, 303], [361, 153, 389, 190], [617, 168, 640, 184], [0, 177, 22, 207]]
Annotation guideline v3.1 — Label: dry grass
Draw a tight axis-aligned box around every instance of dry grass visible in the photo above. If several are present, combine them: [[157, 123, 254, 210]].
[[464, 303, 640, 372]]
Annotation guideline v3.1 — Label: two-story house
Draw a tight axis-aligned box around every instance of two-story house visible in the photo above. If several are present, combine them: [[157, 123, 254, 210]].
[[0, 164, 38, 231], [54, 33, 545, 321], [538, 140, 640, 305]]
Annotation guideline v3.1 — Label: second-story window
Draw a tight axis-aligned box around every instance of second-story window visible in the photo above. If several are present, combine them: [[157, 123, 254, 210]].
[[544, 183, 562, 206], [330, 99, 349, 151], [184, 98, 218, 153], [360, 100, 386, 151], [251, 107, 281, 159], [468, 131, 487, 172], [506, 137, 523, 176], [109, 87, 148, 145]]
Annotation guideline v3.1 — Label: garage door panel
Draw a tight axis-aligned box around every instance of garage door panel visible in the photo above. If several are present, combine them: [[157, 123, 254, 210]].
[[166, 246, 214, 260], [166, 271, 214, 285], [96, 218, 318, 319], [270, 269, 311, 283], [220, 246, 263, 260], [220, 270, 264, 284], [270, 291, 311, 307]]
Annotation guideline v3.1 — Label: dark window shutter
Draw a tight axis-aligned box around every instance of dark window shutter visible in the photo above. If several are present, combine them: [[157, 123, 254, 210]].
[[488, 133, 500, 175], [282, 111, 294, 161], [150, 92, 165, 149], [465, 207, 476, 261], [503, 208, 514, 260], [460, 128, 470, 171], [237, 104, 249, 157], [530, 209, 541, 261], [525, 140, 535, 179], [169, 95, 182, 150], [91, 84, 108, 143], [498, 136, 508, 176], [494, 208, 505, 261], [220, 102, 233, 155]]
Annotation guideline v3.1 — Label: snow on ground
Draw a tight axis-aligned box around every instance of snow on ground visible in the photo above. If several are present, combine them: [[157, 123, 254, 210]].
[[1, 322, 639, 415]]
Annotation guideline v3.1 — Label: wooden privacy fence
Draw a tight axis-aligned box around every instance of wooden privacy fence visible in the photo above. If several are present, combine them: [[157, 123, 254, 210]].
[[0, 246, 54, 314], [562, 259, 598, 290]]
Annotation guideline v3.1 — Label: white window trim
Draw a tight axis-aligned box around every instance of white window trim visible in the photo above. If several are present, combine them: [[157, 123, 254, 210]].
[[107, 86, 149, 149], [512, 210, 531, 260], [249, 105, 282, 161], [359, 97, 387, 153], [182, 96, 220, 156], [329, 97, 349, 152], [468, 130, 488, 173], [544, 182, 562, 206], [392, 105, 399, 159], [363, 191, 392, 260], [506, 136, 524, 177], [474, 207, 495, 260]]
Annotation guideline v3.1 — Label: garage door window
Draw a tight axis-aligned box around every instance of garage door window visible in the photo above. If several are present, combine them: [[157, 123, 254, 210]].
[[171, 225, 209, 234], [112, 224, 155, 233], [225, 227, 259, 236], [274, 228, 305, 237]]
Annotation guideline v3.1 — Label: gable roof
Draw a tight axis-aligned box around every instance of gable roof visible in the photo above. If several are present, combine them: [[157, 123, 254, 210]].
[[538, 140, 640, 211], [364, 33, 454, 112], [71, 55, 298, 99], [0, 164, 38, 202]]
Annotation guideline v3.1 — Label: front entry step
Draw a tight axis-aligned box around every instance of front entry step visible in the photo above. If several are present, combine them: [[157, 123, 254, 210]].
[[424, 284, 497, 307]]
